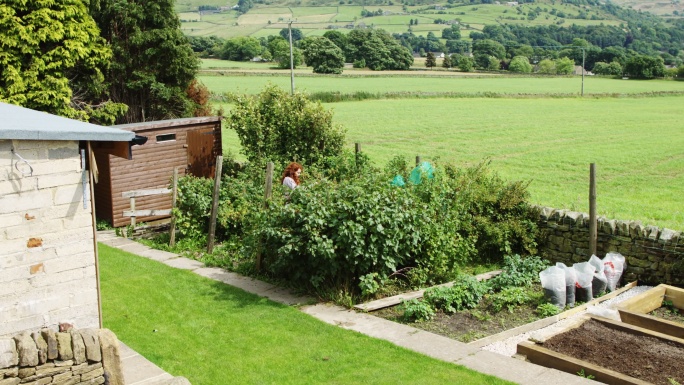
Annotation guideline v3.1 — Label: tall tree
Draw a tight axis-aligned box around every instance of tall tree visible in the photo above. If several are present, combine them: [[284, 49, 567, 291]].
[[0, 0, 122, 122], [425, 52, 437, 69], [90, 0, 200, 123], [301, 37, 345, 74]]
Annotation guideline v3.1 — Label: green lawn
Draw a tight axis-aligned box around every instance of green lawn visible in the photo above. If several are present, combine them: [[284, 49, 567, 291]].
[[100, 243, 513, 385]]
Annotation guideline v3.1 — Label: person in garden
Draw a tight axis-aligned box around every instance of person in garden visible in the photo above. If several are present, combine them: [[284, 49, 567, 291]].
[[281, 162, 303, 190]]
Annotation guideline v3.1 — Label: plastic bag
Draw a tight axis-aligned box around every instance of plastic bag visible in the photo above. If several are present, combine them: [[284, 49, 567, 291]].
[[556, 262, 577, 308], [588, 255, 608, 297], [586, 305, 621, 321], [540, 266, 566, 309], [573, 262, 594, 303], [390, 175, 406, 187], [408, 162, 434, 185], [602, 252, 625, 292]]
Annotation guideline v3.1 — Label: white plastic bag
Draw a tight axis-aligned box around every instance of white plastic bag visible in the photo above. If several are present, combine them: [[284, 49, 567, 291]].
[[556, 262, 577, 308], [586, 305, 621, 321], [540, 266, 566, 309], [573, 262, 594, 303], [589, 255, 608, 297], [602, 252, 625, 292]]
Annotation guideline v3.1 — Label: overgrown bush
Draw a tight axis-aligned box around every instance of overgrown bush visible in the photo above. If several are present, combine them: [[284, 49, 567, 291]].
[[225, 85, 346, 166], [173, 154, 540, 302]]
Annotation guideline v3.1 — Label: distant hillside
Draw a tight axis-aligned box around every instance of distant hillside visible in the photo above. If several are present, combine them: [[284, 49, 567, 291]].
[[177, 0, 684, 63]]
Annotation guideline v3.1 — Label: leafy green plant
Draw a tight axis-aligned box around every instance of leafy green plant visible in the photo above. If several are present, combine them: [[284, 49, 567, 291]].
[[488, 254, 549, 291], [96, 219, 112, 231], [401, 299, 435, 322], [424, 275, 490, 313], [536, 302, 561, 318], [490, 287, 531, 313], [577, 369, 595, 380]]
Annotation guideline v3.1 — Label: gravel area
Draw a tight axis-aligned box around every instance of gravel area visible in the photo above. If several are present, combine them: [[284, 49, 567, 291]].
[[481, 285, 654, 357]]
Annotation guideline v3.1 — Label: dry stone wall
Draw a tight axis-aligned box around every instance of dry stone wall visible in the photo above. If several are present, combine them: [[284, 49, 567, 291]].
[[0, 327, 123, 385], [536, 206, 684, 285]]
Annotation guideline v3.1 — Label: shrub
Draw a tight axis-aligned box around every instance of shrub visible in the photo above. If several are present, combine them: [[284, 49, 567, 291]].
[[226, 85, 346, 166], [490, 286, 531, 313], [401, 299, 435, 322], [488, 254, 548, 291], [424, 275, 490, 313]]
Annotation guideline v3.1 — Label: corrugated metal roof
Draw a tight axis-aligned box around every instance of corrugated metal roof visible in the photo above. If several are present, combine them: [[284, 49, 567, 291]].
[[0, 102, 135, 142]]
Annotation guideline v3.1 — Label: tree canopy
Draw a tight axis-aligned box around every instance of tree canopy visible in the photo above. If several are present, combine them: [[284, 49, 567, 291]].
[[226, 85, 346, 166], [90, 0, 199, 123], [0, 0, 121, 122], [301, 37, 345, 74]]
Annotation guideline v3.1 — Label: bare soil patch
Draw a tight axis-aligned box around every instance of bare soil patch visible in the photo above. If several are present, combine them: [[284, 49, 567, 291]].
[[374, 290, 542, 342], [649, 306, 684, 325], [543, 318, 684, 385]]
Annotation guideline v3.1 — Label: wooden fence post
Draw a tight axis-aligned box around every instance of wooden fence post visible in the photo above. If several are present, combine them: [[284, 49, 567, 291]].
[[169, 167, 179, 247], [129, 197, 136, 229], [207, 155, 223, 254], [256, 162, 274, 272], [355, 142, 361, 167], [589, 163, 597, 256], [416, 156, 422, 166]]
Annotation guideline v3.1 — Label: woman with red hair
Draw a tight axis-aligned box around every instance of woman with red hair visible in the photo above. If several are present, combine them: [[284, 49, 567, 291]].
[[281, 162, 303, 190]]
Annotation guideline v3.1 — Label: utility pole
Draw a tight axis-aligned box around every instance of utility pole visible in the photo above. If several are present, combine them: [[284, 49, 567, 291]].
[[581, 47, 585, 97], [288, 20, 295, 95]]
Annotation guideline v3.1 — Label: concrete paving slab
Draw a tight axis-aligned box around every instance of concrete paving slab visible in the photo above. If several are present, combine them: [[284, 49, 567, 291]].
[[194, 267, 315, 306], [455, 349, 596, 385], [118, 242, 154, 255], [163, 257, 204, 270], [139, 249, 179, 262], [120, 342, 174, 385], [100, 237, 138, 248], [96, 230, 118, 242]]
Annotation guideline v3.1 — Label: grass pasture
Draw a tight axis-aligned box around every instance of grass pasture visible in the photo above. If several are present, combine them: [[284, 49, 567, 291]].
[[199, 72, 684, 96], [100, 243, 513, 385], [205, 71, 684, 230]]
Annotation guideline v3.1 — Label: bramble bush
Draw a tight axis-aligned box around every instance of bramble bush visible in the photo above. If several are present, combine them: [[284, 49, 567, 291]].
[[172, 153, 541, 301]]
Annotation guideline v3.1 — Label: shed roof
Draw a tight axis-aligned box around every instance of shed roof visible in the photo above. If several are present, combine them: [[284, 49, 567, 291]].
[[0, 102, 135, 142], [112, 116, 222, 132]]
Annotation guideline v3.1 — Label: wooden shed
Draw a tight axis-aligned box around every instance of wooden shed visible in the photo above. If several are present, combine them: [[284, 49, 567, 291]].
[[93, 116, 222, 227]]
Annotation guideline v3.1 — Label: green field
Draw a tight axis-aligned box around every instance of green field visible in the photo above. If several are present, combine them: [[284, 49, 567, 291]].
[[207, 71, 684, 231], [178, 0, 631, 39], [199, 72, 684, 96]]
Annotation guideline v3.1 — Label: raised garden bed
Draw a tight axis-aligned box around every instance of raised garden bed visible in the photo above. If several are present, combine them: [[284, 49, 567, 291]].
[[617, 284, 684, 339], [368, 271, 637, 344], [517, 316, 684, 385]]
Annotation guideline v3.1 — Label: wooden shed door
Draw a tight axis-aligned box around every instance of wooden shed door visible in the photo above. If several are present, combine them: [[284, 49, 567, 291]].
[[187, 128, 216, 178]]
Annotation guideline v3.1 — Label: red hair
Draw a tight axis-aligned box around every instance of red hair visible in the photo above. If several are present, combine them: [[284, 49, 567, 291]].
[[281, 162, 303, 185]]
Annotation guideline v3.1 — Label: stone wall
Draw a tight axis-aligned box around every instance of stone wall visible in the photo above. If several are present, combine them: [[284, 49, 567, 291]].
[[0, 327, 124, 385], [0, 140, 99, 338], [536, 206, 684, 285]]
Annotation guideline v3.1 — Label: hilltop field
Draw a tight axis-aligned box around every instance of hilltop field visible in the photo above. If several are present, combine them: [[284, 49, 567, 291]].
[[199, 59, 684, 231], [177, 0, 641, 39]]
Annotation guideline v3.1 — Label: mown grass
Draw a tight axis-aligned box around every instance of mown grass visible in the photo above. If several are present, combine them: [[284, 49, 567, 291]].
[[99, 243, 513, 385]]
